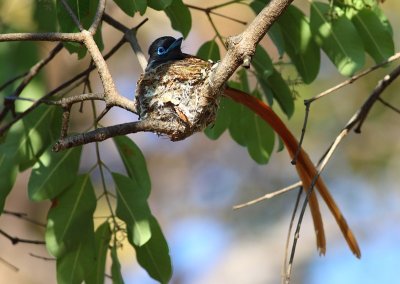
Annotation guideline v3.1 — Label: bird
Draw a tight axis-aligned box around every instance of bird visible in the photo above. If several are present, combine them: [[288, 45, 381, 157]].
[[135, 36, 361, 258], [135, 36, 220, 141]]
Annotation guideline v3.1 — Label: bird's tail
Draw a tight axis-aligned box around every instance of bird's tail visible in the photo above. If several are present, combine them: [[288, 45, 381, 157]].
[[224, 86, 361, 258]]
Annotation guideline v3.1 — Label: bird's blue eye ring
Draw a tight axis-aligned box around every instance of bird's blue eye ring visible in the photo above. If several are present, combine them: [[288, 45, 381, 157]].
[[157, 46, 166, 56]]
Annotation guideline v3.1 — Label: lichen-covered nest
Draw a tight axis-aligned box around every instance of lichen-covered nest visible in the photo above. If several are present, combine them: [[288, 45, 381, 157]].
[[135, 57, 220, 141]]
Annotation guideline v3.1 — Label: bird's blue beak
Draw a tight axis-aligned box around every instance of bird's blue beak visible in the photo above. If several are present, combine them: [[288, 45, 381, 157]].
[[166, 37, 183, 53]]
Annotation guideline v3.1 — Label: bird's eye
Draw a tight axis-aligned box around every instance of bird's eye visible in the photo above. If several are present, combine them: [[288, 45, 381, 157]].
[[157, 46, 166, 56]]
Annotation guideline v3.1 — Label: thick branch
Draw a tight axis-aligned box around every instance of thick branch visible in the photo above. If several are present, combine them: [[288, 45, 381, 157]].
[[206, 0, 294, 96], [53, 119, 185, 152]]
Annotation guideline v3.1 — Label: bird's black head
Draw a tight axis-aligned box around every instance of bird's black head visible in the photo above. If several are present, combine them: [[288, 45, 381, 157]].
[[146, 36, 185, 71]]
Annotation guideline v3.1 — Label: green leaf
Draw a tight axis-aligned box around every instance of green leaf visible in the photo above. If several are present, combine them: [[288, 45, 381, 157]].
[[268, 24, 285, 58], [111, 247, 124, 284], [249, 0, 270, 14], [204, 97, 231, 140], [242, 91, 275, 164], [134, 218, 172, 284], [112, 173, 152, 247], [0, 106, 61, 172], [34, 0, 57, 31], [351, 8, 394, 64], [113, 136, 151, 198], [56, 231, 96, 284], [57, 0, 103, 58], [310, 1, 364, 76], [148, 0, 173, 10], [277, 5, 320, 84], [164, 0, 191, 38], [0, 154, 18, 213], [28, 145, 82, 201], [46, 174, 97, 258], [252, 45, 274, 105], [267, 69, 294, 118], [372, 6, 393, 36], [113, 0, 147, 16], [226, 81, 247, 146], [92, 221, 112, 284], [196, 40, 220, 62]]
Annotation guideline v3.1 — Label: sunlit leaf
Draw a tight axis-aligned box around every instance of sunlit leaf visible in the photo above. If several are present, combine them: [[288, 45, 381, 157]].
[[113, 173, 152, 247], [134, 218, 172, 284], [351, 8, 394, 64], [46, 174, 96, 257], [28, 145, 82, 201], [310, 1, 364, 76]]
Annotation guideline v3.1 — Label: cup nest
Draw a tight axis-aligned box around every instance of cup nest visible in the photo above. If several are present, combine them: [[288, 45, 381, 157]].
[[135, 57, 220, 141]]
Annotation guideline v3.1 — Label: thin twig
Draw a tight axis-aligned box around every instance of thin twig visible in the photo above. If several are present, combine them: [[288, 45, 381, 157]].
[[286, 63, 400, 281], [292, 52, 400, 164], [0, 256, 19, 272], [282, 187, 302, 284], [186, 4, 247, 25], [29, 253, 55, 261], [291, 102, 310, 164], [0, 229, 45, 245], [0, 43, 63, 122], [2, 210, 46, 227], [378, 97, 400, 114], [305, 51, 400, 104], [233, 181, 302, 209]]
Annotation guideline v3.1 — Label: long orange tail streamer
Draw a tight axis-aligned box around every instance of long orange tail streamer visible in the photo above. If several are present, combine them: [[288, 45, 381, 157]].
[[224, 87, 361, 258]]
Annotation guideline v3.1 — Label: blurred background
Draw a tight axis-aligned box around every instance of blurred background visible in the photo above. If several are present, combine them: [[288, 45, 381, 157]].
[[0, 0, 400, 283]]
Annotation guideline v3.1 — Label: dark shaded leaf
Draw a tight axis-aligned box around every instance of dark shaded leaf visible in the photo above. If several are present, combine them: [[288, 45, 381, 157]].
[[278, 5, 320, 83], [0, 154, 18, 213], [57, 0, 103, 58], [34, 0, 57, 31], [196, 40, 220, 62], [113, 136, 151, 198], [111, 247, 124, 284], [268, 24, 285, 58], [134, 218, 172, 284], [267, 69, 294, 118], [204, 97, 231, 140], [92, 221, 112, 284], [242, 91, 275, 164], [56, 231, 96, 284], [113, 0, 147, 16], [252, 45, 274, 105], [164, 0, 191, 38], [148, 0, 173, 10]]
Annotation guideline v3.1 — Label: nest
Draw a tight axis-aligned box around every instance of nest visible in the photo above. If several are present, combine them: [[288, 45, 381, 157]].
[[135, 57, 220, 141]]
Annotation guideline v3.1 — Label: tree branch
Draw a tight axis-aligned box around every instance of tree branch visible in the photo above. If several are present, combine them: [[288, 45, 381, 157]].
[[52, 119, 185, 152]]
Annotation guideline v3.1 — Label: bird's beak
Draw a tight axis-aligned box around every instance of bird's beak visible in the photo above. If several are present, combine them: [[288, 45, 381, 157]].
[[166, 37, 183, 53]]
